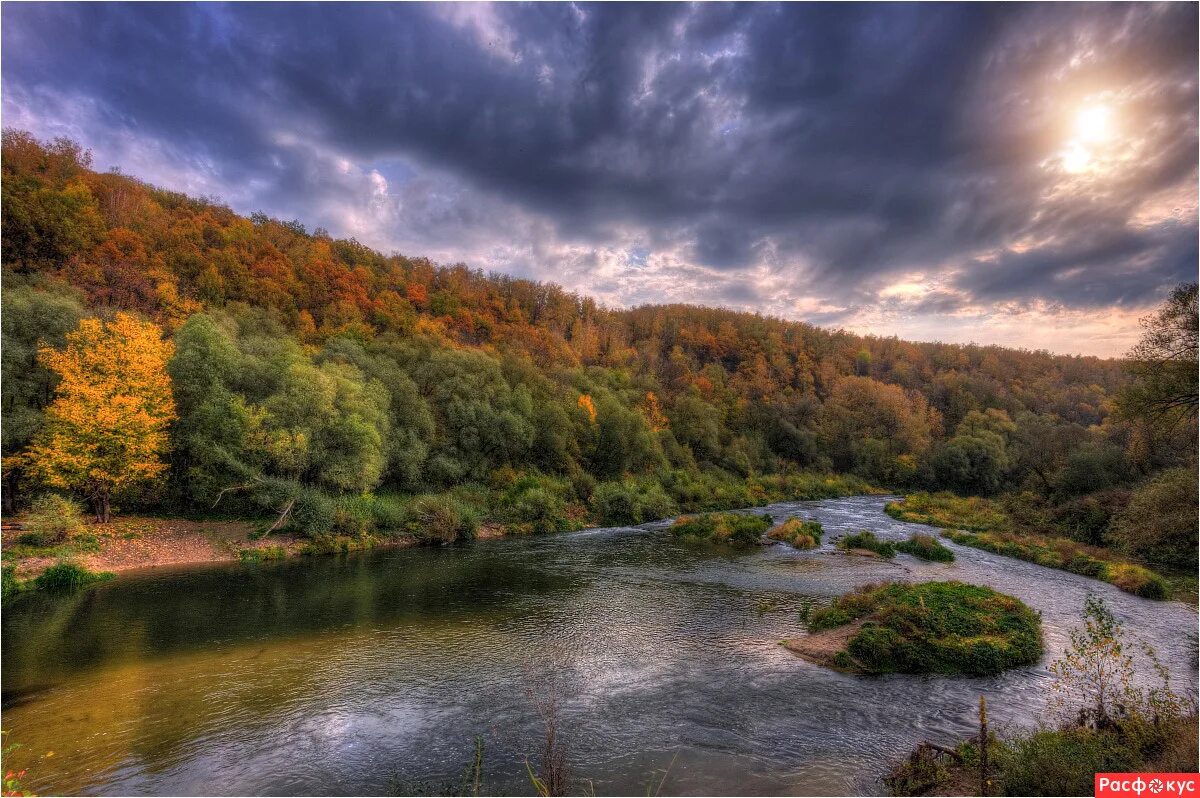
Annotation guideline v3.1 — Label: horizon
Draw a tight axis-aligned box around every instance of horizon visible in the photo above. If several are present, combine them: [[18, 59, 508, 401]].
[[3, 3, 1196, 357]]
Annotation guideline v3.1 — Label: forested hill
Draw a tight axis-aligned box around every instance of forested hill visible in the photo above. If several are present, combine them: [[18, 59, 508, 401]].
[[3, 130, 1187, 540]]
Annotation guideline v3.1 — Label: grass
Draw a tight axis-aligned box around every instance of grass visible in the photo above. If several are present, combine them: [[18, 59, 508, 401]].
[[767, 518, 823, 549], [3, 532, 103, 562], [836, 530, 895, 558], [888, 491, 1173, 600], [942, 529, 1170, 599], [238, 545, 289, 563], [670, 512, 773, 546], [3, 562, 115, 602], [808, 581, 1043, 676], [885, 492, 1011, 532], [33, 562, 115, 591], [895, 533, 955, 562]]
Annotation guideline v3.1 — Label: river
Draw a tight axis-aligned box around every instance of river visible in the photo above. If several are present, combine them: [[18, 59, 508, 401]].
[[3, 496, 1196, 796]]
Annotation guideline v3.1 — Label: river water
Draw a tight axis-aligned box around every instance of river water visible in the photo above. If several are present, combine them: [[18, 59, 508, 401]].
[[3, 496, 1196, 796]]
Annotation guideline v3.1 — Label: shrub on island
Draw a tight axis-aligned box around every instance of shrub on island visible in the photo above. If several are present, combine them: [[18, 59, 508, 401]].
[[895, 533, 955, 562], [836, 530, 895, 558], [768, 518, 823, 549]]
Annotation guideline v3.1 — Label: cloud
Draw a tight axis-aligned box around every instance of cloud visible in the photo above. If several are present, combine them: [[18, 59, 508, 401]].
[[2, 2, 1195, 356]]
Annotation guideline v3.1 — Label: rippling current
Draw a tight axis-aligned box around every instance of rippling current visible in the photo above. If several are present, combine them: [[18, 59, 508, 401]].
[[3, 496, 1197, 796]]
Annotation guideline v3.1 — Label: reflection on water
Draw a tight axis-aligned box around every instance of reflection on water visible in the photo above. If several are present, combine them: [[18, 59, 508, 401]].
[[3, 496, 1196, 796]]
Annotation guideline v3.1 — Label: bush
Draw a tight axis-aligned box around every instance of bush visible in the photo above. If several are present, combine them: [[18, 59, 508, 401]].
[[836, 530, 895, 558], [1104, 563, 1169, 600], [2, 566, 20, 602], [32, 562, 113, 592], [671, 512, 772, 546], [767, 518, 823, 549], [498, 475, 575, 534], [331, 494, 376, 537], [809, 581, 1043, 676], [239, 545, 288, 563], [1106, 467, 1199, 570], [1050, 488, 1131, 546], [368, 493, 407, 532], [405, 494, 479, 544], [590, 480, 678, 526], [290, 490, 335, 536], [995, 727, 1140, 796], [895, 533, 955, 562], [21, 493, 86, 544]]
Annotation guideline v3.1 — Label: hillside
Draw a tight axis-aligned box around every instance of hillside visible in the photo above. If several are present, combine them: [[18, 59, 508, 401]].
[[1, 131, 1192, 559]]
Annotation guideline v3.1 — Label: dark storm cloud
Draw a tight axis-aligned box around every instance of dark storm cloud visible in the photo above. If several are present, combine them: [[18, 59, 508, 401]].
[[2, 2, 1196, 346]]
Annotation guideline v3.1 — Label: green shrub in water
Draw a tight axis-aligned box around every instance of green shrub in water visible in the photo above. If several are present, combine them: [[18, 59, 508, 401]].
[[895, 533, 955, 562], [836, 530, 896, 558], [767, 518, 823, 549], [239, 545, 288, 563], [2, 566, 20, 602]]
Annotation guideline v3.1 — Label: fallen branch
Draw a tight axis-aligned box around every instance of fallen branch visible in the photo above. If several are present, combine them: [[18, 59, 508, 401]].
[[265, 498, 296, 535], [919, 741, 964, 763], [211, 481, 257, 509]]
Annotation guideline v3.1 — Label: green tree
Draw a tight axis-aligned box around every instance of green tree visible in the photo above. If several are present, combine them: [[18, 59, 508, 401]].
[[0, 279, 85, 511], [1118, 283, 1198, 426], [932, 409, 1016, 494], [1106, 467, 1199, 570]]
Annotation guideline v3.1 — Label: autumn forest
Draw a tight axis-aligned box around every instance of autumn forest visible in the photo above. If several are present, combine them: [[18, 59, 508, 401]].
[[1, 130, 1195, 571]]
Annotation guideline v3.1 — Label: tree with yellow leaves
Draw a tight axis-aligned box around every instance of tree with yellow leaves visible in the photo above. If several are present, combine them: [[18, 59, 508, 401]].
[[26, 313, 176, 522]]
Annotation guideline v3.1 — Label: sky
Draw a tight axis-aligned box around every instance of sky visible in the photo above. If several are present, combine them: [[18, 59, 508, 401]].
[[3, 3, 1197, 357]]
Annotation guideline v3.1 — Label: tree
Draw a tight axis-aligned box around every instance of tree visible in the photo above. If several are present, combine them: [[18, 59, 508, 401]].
[[932, 409, 1016, 494], [1119, 283, 1198, 425], [817, 376, 939, 483], [1106, 468, 1199, 570], [167, 313, 254, 506], [26, 313, 176, 522], [0, 279, 85, 512]]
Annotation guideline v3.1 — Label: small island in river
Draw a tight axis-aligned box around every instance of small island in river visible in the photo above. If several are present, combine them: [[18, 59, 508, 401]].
[[784, 580, 1044, 676]]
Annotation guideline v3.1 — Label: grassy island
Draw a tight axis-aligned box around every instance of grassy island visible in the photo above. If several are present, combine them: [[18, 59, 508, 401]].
[[835, 530, 896, 558], [784, 581, 1043, 676], [895, 533, 955, 562], [767, 518, 823, 549], [669, 512, 773, 546]]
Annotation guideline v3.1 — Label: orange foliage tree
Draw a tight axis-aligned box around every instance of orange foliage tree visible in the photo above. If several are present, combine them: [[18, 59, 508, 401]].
[[26, 313, 176, 522]]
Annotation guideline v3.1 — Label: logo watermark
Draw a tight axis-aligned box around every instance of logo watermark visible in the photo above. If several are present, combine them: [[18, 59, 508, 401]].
[[1096, 774, 1200, 798]]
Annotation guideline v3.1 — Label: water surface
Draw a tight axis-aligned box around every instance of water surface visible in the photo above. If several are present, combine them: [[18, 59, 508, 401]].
[[3, 496, 1196, 796]]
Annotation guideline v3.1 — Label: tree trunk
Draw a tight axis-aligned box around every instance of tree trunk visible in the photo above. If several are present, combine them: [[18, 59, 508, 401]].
[[3, 469, 17, 515], [95, 489, 111, 524]]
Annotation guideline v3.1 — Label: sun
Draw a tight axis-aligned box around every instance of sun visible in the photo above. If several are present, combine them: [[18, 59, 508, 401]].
[[1073, 103, 1115, 145], [1057, 102, 1118, 174]]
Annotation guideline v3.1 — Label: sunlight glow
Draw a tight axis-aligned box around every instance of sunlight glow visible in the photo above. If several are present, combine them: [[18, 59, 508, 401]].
[[1074, 103, 1115, 144]]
